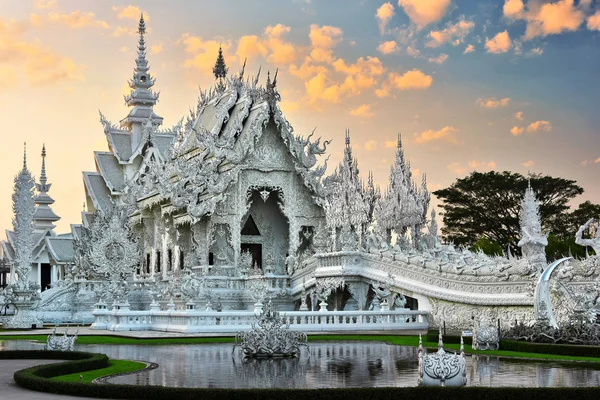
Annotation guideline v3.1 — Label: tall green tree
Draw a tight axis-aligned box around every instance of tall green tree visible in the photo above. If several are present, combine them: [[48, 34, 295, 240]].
[[432, 171, 583, 254]]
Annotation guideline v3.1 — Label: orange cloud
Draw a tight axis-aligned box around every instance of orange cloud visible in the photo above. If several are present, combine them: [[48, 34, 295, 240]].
[[377, 40, 400, 54], [469, 160, 497, 170], [427, 18, 475, 47], [398, 0, 452, 29], [522, 160, 535, 167], [46, 11, 109, 29], [376, 3, 395, 35], [504, 0, 586, 40], [476, 97, 510, 108], [503, 0, 524, 19], [350, 104, 375, 118], [515, 111, 523, 120], [384, 140, 397, 148], [305, 72, 343, 104], [180, 34, 233, 74], [237, 35, 269, 63], [309, 24, 343, 49], [0, 17, 85, 87], [151, 44, 163, 54], [377, 69, 433, 97], [447, 162, 466, 174], [112, 5, 144, 20], [365, 140, 378, 150], [485, 31, 512, 53], [526, 120, 552, 132], [510, 126, 524, 135], [587, 11, 600, 30], [463, 44, 475, 54], [428, 53, 448, 64], [414, 126, 458, 144]]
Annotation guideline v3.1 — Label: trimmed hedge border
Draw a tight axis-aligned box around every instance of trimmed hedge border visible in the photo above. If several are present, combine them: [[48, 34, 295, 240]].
[[500, 339, 600, 358], [7, 350, 600, 399]]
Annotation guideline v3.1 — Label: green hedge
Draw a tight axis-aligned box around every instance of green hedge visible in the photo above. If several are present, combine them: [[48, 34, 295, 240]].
[[500, 340, 600, 358], [426, 330, 473, 346]]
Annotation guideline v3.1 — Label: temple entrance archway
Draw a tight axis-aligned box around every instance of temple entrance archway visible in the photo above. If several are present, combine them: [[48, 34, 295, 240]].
[[241, 188, 289, 274]]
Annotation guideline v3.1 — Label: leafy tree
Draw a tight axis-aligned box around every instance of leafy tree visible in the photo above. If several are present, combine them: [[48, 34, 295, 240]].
[[433, 171, 583, 255], [471, 237, 503, 256]]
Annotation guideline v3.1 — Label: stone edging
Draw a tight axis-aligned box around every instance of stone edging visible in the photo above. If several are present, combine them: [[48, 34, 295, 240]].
[[92, 361, 158, 384]]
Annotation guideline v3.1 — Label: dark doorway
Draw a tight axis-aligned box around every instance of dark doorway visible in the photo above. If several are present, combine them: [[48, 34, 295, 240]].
[[241, 243, 262, 268], [241, 215, 260, 235], [40, 263, 51, 291]]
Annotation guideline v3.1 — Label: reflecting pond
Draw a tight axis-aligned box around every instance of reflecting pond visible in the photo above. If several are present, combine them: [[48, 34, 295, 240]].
[[2, 340, 600, 388]]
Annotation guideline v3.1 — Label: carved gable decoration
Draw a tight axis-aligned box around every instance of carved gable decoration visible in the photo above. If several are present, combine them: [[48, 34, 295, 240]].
[[244, 125, 294, 171]]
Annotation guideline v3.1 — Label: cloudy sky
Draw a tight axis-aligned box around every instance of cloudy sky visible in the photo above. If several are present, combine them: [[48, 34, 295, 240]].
[[0, 0, 598, 233]]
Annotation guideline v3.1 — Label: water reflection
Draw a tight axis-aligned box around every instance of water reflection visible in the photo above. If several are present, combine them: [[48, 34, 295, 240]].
[[2, 340, 600, 388]]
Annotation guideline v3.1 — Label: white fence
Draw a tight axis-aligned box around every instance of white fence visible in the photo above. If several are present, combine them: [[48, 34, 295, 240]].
[[91, 307, 429, 334]]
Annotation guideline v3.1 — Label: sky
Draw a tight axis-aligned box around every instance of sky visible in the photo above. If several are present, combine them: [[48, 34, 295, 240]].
[[0, 0, 599, 234]]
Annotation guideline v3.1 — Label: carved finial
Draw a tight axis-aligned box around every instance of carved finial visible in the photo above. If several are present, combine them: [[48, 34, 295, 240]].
[[40, 144, 47, 185], [418, 334, 423, 354], [23, 142, 27, 170], [213, 44, 228, 80], [460, 335, 464, 356], [138, 13, 146, 36], [438, 326, 444, 350], [345, 129, 351, 147], [273, 68, 278, 87], [397, 132, 402, 149]]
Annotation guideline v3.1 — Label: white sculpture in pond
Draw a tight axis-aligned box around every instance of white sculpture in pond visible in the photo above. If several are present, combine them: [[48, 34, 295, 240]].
[[45, 328, 78, 352], [418, 329, 467, 387]]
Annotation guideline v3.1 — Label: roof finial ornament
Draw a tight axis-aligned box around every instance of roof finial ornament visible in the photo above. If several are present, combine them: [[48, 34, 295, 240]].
[[40, 144, 47, 185], [272, 68, 278, 88], [213, 44, 228, 80], [397, 132, 402, 149], [138, 13, 146, 36], [345, 129, 351, 147], [23, 142, 27, 170]]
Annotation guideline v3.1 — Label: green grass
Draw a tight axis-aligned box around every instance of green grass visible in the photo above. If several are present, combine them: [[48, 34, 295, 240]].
[[50, 359, 147, 383]]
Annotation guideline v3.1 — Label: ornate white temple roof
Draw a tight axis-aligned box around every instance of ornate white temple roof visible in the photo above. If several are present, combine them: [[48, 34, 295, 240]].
[[45, 236, 75, 264], [94, 151, 125, 193]]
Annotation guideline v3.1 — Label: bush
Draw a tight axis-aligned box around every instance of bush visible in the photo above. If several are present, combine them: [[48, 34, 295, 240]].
[[425, 330, 472, 346], [500, 340, 600, 359]]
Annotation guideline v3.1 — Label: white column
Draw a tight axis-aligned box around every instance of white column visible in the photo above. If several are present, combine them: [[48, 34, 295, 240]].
[[37, 262, 41, 286]]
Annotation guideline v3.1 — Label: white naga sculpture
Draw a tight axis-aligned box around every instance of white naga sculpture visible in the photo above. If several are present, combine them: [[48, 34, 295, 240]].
[[45, 328, 78, 352]]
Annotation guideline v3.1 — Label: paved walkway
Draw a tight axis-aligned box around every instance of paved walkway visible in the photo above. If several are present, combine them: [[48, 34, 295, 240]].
[[0, 359, 107, 399]]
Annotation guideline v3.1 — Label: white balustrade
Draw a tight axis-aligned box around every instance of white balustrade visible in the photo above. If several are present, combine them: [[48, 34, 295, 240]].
[[91, 307, 428, 333]]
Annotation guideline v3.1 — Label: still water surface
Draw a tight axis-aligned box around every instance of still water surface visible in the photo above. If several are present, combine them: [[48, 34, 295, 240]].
[[2, 340, 600, 388]]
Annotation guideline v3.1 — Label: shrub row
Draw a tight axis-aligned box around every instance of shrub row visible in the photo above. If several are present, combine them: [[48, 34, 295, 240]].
[[425, 330, 473, 346], [500, 340, 600, 358]]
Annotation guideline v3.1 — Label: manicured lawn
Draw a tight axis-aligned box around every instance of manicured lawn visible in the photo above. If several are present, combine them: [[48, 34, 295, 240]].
[[0, 335, 235, 345], [50, 359, 147, 383]]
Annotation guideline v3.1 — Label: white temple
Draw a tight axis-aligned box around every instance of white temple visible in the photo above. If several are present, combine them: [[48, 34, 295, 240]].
[[1, 16, 599, 332]]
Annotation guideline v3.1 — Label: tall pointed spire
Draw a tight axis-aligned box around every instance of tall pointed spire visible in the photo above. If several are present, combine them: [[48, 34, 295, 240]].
[[120, 13, 163, 131], [213, 45, 228, 80], [33, 144, 60, 231], [22, 142, 27, 170]]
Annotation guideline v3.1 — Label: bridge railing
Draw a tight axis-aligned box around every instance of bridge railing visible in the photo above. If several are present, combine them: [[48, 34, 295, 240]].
[[91, 307, 428, 334]]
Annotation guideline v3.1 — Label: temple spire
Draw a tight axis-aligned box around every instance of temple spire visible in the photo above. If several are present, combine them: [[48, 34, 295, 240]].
[[33, 144, 60, 231], [120, 13, 163, 137]]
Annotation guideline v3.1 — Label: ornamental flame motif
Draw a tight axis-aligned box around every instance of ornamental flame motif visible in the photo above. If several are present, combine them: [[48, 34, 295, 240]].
[[86, 211, 140, 279], [234, 300, 308, 357]]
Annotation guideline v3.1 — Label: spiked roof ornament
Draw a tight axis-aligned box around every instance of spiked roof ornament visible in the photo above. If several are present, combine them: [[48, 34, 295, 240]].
[[213, 45, 228, 80]]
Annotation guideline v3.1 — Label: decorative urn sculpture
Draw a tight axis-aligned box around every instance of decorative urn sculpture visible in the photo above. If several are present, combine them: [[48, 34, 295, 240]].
[[418, 329, 467, 387]]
